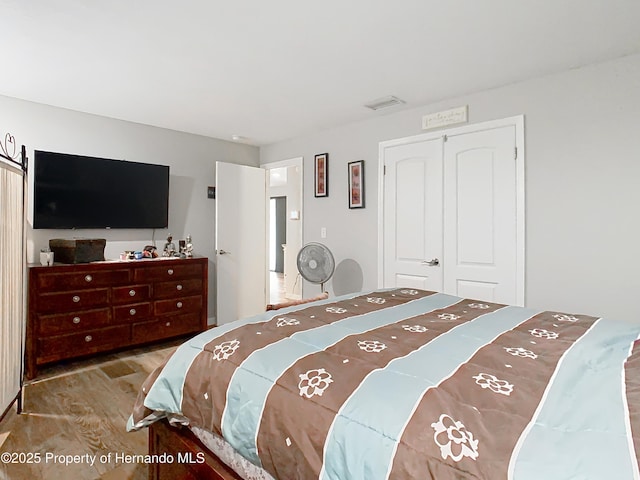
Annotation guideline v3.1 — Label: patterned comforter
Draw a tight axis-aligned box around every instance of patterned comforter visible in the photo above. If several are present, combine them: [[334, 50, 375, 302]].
[[128, 288, 640, 479]]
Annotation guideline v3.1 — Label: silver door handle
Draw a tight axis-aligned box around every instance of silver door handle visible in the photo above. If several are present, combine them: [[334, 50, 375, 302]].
[[218, 249, 231, 255], [421, 258, 439, 266]]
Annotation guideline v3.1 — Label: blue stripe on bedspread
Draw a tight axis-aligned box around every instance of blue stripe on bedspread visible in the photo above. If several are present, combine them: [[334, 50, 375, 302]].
[[142, 292, 344, 414], [143, 308, 282, 413], [221, 292, 461, 466], [319, 305, 537, 480], [510, 318, 640, 480], [137, 291, 359, 421]]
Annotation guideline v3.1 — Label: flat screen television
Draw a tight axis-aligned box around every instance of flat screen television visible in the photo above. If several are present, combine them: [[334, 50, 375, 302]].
[[33, 150, 170, 229]]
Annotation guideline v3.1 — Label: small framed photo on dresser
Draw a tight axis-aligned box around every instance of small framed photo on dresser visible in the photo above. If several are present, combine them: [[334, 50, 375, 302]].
[[348, 160, 365, 209], [314, 153, 328, 197]]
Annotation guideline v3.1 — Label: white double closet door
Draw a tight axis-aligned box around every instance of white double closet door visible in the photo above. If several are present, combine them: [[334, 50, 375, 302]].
[[380, 117, 524, 306]]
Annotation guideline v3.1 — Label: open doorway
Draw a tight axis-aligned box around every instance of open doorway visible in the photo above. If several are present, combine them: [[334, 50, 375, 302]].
[[264, 157, 303, 304], [269, 196, 287, 302]]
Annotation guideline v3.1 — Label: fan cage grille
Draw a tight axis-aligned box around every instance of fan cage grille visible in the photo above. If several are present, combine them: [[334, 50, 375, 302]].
[[296, 243, 335, 285]]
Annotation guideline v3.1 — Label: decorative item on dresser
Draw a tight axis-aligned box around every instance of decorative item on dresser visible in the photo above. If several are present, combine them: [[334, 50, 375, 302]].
[[25, 257, 208, 380], [48, 237, 107, 264]]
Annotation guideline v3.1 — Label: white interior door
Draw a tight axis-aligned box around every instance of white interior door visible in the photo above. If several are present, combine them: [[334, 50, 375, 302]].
[[383, 138, 444, 291], [443, 126, 518, 303], [379, 117, 524, 306], [215, 162, 267, 325]]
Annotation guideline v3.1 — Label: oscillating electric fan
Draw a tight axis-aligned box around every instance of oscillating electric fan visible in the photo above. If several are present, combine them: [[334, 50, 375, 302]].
[[296, 242, 335, 293]]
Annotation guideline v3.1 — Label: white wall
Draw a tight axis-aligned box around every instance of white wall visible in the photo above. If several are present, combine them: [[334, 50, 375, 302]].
[[260, 54, 640, 324], [1, 94, 260, 323]]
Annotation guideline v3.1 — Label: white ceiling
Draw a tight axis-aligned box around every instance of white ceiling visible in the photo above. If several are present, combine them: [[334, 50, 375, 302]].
[[2, 1, 640, 146]]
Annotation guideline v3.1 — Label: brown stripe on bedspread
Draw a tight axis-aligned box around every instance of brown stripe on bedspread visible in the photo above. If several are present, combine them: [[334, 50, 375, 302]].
[[181, 289, 435, 436], [388, 311, 598, 479], [255, 300, 506, 479], [625, 339, 640, 470]]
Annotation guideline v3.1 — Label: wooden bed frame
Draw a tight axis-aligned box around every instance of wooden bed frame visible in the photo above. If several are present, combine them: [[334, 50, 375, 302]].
[[148, 420, 243, 480]]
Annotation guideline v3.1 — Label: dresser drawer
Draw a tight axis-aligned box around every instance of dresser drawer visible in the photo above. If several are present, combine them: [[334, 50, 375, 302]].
[[113, 302, 152, 322], [36, 288, 109, 314], [38, 308, 112, 336], [134, 262, 203, 282], [35, 268, 130, 292], [131, 313, 202, 344], [112, 284, 151, 304], [38, 325, 131, 361], [154, 279, 203, 299], [154, 295, 202, 316]]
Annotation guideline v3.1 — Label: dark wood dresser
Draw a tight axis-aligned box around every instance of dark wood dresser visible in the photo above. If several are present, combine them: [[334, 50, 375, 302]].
[[26, 257, 208, 379]]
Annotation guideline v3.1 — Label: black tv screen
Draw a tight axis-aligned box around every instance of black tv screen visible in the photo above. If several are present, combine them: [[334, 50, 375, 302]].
[[33, 150, 170, 229]]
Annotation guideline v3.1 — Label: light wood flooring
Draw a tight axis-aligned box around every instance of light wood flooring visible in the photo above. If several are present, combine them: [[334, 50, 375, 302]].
[[0, 339, 182, 480], [269, 271, 286, 304]]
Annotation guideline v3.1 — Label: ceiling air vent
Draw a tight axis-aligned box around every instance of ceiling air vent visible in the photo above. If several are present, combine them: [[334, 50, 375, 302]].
[[364, 95, 405, 111]]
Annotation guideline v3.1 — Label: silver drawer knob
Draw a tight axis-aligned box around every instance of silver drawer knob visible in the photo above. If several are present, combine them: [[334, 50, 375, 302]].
[[129, 289, 136, 296], [73, 317, 81, 324], [176, 284, 183, 291], [85, 275, 93, 282], [129, 308, 136, 316], [176, 301, 183, 308], [84, 335, 92, 342], [165, 322, 171, 327], [72, 295, 80, 303], [167, 268, 174, 275]]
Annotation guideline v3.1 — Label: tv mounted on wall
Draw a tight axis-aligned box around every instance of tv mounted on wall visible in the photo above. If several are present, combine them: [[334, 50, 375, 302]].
[[33, 150, 170, 229]]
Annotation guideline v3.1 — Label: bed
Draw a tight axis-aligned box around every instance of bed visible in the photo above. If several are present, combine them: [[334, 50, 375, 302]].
[[128, 288, 640, 479]]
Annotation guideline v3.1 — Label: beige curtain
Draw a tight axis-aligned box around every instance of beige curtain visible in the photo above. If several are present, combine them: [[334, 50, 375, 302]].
[[0, 158, 25, 417]]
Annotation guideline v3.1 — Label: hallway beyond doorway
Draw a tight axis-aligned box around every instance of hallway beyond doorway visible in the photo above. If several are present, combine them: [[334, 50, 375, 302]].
[[269, 271, 286, 304]]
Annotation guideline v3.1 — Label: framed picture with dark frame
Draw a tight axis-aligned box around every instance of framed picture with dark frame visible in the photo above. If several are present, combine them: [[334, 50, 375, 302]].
[[348, 160, 365, 209], [314, 153, 329, 197]]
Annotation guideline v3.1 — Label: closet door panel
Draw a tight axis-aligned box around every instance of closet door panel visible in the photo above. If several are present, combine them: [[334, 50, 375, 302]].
[[443, 126, 517, 304], [382, 138, 443, 291]]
